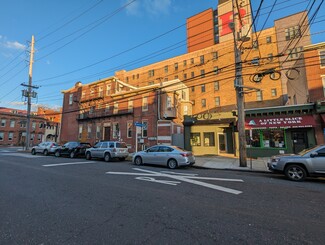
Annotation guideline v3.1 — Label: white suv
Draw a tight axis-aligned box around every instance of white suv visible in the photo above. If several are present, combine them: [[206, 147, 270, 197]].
[[85, 141, 129, 162]]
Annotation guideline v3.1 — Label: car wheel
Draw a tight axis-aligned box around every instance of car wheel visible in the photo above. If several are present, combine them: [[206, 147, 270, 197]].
[[70, 151, 75, 158], [86, 152, 91, 160], [167, 159, 178, 169], [31, 149, 36, 155], [284, 164, 307, 181], [119, 157, 126, 161], [55, 151, 60, 157], [134, 156, 142, 165], [43, 149, 49, 156], [104, 153, 111, 162]]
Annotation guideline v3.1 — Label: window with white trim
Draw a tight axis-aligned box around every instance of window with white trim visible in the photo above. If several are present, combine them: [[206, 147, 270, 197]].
[[113, 122, 119, 139], [256, 90, 263, 101], [87, 125, 92, 139], [96, 125, 101, 139], [79, 125, 83, 139], [142, 96, 148, 111], [106, 84, 111, 96], [99, 86, 103, 97], [128, 99, 133, 112], [1, 119, 6, 127], [320, 50, 325, 67], [0, 132, 3, 141], [8, 132, 13, 141], [142, 121, 148, 138], [113, 102, 118, 114], [69, 94, 73, 105], [10, 120, 15, 128]]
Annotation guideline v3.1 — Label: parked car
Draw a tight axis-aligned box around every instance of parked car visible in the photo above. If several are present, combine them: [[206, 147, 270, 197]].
[[31, 142, 60, 156], [132, 145, 195, 169], [267, 145, 325, 181], [85, 141, 129, 161], [55, 142, 91, 158]]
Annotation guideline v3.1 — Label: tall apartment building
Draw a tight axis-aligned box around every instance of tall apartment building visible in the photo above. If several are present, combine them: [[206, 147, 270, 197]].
[[61, 0, 315, 156]]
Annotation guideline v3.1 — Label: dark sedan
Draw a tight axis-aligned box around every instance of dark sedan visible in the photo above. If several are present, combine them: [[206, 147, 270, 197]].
[[55, 142, 91, 158]]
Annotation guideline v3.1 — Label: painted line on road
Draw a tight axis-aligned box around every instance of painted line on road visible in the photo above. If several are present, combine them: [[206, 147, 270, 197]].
[[43, 161, 96, 167]]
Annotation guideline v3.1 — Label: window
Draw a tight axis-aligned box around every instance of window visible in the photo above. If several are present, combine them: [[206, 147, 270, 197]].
[[204, 132, 215, 146], [8, 132, 13, 141], [174, 75, 178, 79], [256, 91, 263, 101], [200, 55, 204, 64], [105, 104, 110, 112], [87, 125, 92, 139], [252, 40, 258, 49], [127, 122, 132, 138], [79, 125, 82, 139], [200, 69, 205, 78], [191, 71, 195, 78], [285, 25, 301, 40], [212, 51, 218, 60], [148, 69, 155, 77], [99, 86, 103, 97], [266, 36, 272, 43], [214, 81, 219, 91], [267, 53, 273, 61], [214, 66, 219, 74], [113, 102, 118, 114], [174, 62, 178, 71], [133, 74, 135, 80], [201, 84, 205, 93], [90, 89, 94, 97], [190, 133, 201, 146], [10, 120, 15, 128], [262, 129, 285, 148], [320, 50, 325, 67], [113, 122, 119, 139], [106, 84, 111, 96], [142, 96, 148, 111], [246, 129, 261, 147], [137, 74, 139, 79], [32, 122, 36, 130], [142, 121, 148, 138], [37, 134, 42, 141], [164, 65, 168, 73], [30, 133, 34, 141], [183, 73, 187, 80], [128, 99, 133, 112], [183, 105, 188, 115], [287, 47, 303, 59], [69, 94, 73, 105], [89, 106, 95, 114], [191, 86, 195, 92], [1, 119, 6, 127], [20, 121, 26, 128], [271, 88, 277, 97], [96, 125, 101, 139], [0, 132, 3, 141], [167, 96, 172, 108], [126, 77, 129, 83], [82, 91, 85, 98], [183, 60, 187, 66], [201, 99, 206, 108], [251, 57, 260, 66], [190, 58, 194, 64], [215, 96, 220, 106], [148, 81, 154, 85]]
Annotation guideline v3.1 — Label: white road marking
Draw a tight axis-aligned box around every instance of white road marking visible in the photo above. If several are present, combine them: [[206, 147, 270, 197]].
[[107, 168, 243, 195], [43, 161, 96, 167], [0, 153, 45, 158]]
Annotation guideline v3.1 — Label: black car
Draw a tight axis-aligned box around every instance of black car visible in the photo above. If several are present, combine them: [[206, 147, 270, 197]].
[[55, 142, 91, 158]]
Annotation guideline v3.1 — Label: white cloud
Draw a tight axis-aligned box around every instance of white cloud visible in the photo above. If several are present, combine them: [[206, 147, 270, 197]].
[[125, 0, 172, 16], [4, 41, 26, 50]]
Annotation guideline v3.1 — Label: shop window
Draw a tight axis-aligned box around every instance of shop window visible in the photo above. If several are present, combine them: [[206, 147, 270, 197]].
[[262, 130, 285, 148], [204, 132, 215, 146], [190, 133, 201, 146], [246, 129, 261, 147]]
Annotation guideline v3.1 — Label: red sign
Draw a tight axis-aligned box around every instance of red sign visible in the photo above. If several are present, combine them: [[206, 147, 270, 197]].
[[245, 115, 316, 129], [219, 8, 247, 36]]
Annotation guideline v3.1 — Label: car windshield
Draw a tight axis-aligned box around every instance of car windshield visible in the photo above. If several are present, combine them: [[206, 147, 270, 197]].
[[298, 145, 319, 156]]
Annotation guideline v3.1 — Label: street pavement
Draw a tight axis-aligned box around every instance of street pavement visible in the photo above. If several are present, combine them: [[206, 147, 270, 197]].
[[1, 146, 270, 172]]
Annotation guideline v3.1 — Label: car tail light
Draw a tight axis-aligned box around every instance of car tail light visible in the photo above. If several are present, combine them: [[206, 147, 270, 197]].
[[180, 153, 189, 157]]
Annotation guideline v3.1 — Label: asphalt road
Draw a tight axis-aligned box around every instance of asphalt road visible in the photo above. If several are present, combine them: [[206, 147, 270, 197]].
[[1, 151, 325, 245]]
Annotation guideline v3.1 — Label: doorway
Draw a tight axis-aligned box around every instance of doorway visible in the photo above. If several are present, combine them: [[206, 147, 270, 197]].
[[291, 131, 308, 154], [218, 133, 227, 153], [104, 127, 111, 141]]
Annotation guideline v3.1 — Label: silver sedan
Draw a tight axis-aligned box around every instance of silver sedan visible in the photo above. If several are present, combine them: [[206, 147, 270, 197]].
[[132, 145, 195, 169]]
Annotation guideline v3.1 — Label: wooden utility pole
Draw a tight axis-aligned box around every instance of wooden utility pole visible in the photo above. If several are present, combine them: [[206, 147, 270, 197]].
[[231, 1, 247, 167], [25, 35, 35, 150]]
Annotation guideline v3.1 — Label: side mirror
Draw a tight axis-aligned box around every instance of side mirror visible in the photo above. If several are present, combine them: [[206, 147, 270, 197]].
[[310, 152, 318, 158]]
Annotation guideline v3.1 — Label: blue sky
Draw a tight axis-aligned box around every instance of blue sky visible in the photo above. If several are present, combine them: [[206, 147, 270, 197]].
[[0, 0, 324, 111]]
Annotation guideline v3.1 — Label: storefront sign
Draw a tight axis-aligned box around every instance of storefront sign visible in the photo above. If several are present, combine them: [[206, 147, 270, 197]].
[[245, 115, 316, 129]]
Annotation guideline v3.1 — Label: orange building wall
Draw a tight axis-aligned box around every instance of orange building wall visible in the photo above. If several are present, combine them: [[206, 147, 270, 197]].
[[187, 8, 215, 53]]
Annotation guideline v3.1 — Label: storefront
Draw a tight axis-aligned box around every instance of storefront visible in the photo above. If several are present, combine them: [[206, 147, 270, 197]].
[[245, 114, 317, 158]]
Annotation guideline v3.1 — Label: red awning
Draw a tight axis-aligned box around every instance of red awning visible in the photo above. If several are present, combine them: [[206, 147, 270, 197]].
[[245, 115, 316, 129]]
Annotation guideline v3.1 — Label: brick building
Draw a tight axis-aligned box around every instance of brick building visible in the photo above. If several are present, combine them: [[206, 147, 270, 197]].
[[37, 107, 62, 143], [0, 107, 47, 147], [60, 0, 315, 156]]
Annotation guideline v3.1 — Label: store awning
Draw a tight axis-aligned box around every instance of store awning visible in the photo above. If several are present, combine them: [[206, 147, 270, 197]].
[[245, 115, 316, 129]]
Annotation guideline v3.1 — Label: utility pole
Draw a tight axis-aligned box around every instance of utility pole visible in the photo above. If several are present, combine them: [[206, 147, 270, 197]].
[[25, 35, 35, 151], [231, 1, 247, 167]]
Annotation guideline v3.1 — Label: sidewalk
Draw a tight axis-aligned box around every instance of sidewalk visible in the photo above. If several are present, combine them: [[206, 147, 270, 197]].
[[193, 155, 270, 172]]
